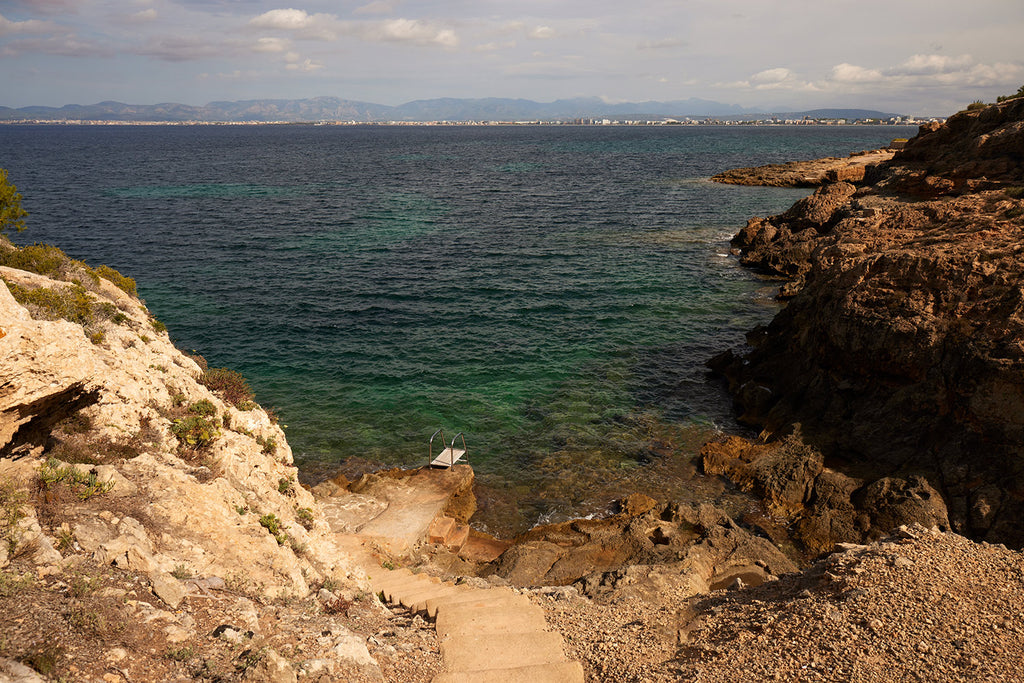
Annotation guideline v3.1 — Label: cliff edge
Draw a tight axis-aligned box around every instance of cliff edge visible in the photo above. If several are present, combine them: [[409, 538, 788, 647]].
[[716, 96, 1024, 547]]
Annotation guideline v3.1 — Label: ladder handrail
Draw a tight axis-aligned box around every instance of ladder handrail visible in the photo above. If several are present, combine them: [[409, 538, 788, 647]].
[[428, 428, 445, 467], [448, 432, 467, 466]]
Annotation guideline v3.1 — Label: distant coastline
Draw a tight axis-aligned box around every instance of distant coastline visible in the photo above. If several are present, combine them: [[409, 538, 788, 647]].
[[0, 95, 940, 126], [0, 117, 938, 127]]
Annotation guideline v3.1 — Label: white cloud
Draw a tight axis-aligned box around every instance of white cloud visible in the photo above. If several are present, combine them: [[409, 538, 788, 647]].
[[893, 54, 974, 77], [750, 67, 792, 84], [830, 63, 883, 83], [361, 18, 458, 47], [249, 9, 315, 31], [0, 12, 54, 36], [253, 36, 289, 53], [529, 25, 555, 39]]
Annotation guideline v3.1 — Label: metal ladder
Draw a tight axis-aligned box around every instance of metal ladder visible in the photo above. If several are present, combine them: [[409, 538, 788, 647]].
[[428, 429, 467, 468]]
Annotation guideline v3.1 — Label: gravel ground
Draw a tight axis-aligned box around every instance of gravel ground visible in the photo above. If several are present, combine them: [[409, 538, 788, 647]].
[[538, 525, 1024, 682]]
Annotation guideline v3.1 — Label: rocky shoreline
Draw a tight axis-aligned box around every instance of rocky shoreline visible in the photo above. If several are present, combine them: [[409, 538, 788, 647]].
[[711, 96, 1024, 550], [2, 96, 1024, 681]]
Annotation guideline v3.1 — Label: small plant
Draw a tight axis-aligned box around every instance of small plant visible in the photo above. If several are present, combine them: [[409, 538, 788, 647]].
[[170, 564, 193, 580], [38, 458, 113, 500], [188, 399, 217, 417], [165, 646, 194, 662], [55, 526, 75, 552], [89, 331, 105, 345], [23, 645, 62, 676], [0, 569, 34, 598], [234, 504, 249, 515], [288, 537, 308, 555], [277, 476, 295, 495], [140, 334, 151, 343], [966, 100, 987, 111], [259, 513, 287, 545], [258, 435, 277, 456], [295, 507, 315, 530], [381, 559, 396, 571], [1005, 186, 1024, 199], [170, 416, 219, 451], [0, 478, 28, 555]]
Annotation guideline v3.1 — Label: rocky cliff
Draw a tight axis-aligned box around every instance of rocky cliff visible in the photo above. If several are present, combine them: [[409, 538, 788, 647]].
[[715, 96, 1024, 547]]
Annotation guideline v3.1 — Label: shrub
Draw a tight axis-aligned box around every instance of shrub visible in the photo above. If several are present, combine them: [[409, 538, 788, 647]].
[[966, 100, 987, 111], [95, 264, 137, 297], [170, 416, 219, 450], [277, 476, 294, 495], [201, 367, 256, 410], [259, 513, 287, 545], [1, 479, 28, 555], [37, 458, 113, 500], [188, 399, 217, 417], [0, 169, 28, 234], [295, 507, 315, 530], [4, 280, 94, 327]]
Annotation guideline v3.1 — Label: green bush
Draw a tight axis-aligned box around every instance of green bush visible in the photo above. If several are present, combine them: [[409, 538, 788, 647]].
[[95, 264, 137, 297], [4, 280, 94, 326], [259, 513, 287, 545], [188, 399, 217, 417], [966, 100, 987, 111], [0, 169, 28, 235], [170, 416, 219, 450]]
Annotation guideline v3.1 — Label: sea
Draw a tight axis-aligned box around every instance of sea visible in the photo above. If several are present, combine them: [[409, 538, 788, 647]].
[[1, 123, 916, 534]]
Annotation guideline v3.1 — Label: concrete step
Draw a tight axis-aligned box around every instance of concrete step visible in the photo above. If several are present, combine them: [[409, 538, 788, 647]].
[[439, 631, 569, 672], [379, 575, 442, 603], [444, 523, 470, 552], [428, 516, 456, 545], [435, 602, 548, 637], [400, 584, 474, 615], [432, 661, 585, 683], [425, 587, 523, 619]]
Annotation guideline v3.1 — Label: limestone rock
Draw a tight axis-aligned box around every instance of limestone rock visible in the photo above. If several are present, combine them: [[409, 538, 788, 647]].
[[151, 572, 186, 609]]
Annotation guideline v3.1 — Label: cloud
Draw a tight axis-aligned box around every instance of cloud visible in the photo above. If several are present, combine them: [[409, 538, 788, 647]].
[[1, 35, 112, 58], [286, 57, 323, 72], [126, 8, 158, 24], [249, 8, 319, 31], [253, 36, 289, 53], [354, 0, 395, 16], [134, 35, 227, 62], [750, 67, 792, 84], [830, 63, 883, 83], [0, 12, 54, 36], [529, 25, 555, 39], [360, 18, 458, 47]]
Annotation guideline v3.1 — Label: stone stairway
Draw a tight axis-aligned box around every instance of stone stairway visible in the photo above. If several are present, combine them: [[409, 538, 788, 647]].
[[367, 567, 585, 683]]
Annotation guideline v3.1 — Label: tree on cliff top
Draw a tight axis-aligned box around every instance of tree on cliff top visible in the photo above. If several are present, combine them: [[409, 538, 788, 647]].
[[0, 169, 28, 234]]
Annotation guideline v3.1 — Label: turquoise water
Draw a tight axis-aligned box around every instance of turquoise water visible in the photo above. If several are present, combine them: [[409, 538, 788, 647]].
[[2, 124, 916, 532]]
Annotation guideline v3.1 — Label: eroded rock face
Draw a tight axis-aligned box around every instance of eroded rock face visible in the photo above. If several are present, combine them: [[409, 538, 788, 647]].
[[494, 494, 796, 588], [717, 97, 1024, 547], [0, 261, 365, 598], [700, 434, 950, 555]]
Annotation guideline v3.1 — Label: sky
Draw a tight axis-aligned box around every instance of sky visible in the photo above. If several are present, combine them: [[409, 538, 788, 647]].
[[2, 0, 1023, 116]]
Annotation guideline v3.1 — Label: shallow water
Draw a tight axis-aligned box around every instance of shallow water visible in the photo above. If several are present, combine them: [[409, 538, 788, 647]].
[[2, 123, 916, 534]]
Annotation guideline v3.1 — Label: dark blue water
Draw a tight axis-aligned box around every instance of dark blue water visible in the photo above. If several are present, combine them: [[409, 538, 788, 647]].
[[1, 123, 915, 531]]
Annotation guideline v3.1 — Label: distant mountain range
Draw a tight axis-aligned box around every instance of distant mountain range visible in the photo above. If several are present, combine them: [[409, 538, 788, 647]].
[[0, 97, 903, 123]]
